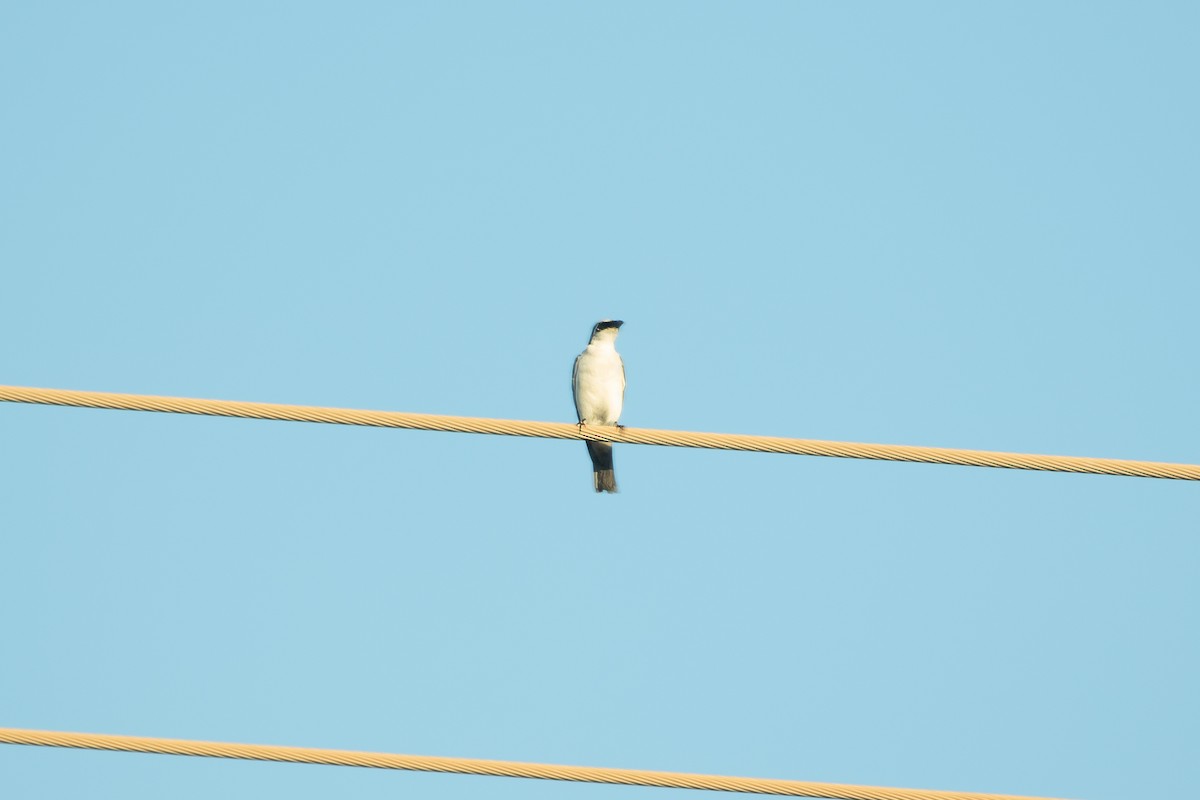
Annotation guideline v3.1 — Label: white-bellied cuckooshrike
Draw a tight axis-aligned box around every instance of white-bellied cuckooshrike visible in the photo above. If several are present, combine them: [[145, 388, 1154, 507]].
[[572, 319, 625, 493]]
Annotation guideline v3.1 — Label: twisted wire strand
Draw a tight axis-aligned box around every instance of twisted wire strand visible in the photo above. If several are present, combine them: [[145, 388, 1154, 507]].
[[2, 384, 1197, 480], [0, 728, 1068, 800]]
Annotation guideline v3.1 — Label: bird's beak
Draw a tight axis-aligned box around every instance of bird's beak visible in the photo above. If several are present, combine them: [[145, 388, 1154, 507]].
[[612, 320, 624, 328]]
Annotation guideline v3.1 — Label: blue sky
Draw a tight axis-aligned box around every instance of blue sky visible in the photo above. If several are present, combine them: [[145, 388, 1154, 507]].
[[2, 3, 1197, 799]]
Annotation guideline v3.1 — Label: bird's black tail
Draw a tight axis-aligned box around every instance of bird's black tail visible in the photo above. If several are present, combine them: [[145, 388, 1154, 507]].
[[586, 441, 618, 493]]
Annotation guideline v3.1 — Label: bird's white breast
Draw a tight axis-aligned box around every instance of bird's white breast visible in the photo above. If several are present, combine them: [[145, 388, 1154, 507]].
[[574, 344, 624, 426]]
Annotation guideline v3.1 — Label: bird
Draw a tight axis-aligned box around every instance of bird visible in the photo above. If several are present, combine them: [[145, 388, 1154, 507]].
[[572, 319, 625, 493]]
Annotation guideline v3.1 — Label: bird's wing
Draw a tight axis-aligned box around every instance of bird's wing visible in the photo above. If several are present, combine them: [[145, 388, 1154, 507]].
[[571, 353, 583, 422], [620, 355, 626, 401]]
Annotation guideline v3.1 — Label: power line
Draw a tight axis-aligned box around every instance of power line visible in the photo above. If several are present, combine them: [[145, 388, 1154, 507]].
[[0, 727, 1067, 800], [1, 384, 1196, 480]]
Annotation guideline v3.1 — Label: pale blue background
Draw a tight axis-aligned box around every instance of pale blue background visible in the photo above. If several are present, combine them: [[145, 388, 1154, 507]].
[[2, 3, 1197, 799]]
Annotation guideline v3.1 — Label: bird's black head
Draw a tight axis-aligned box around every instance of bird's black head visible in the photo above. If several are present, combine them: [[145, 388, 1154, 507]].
[[587, 319, 624, 344], [593, 319, 624, 334]]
